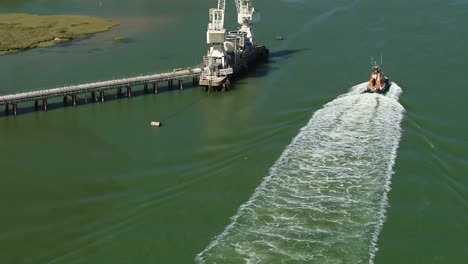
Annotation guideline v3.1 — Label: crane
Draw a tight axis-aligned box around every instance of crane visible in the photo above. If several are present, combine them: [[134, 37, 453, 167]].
[[205, 0, 228, 75], [235, 0, 260, 44], [201, 0, 265, 91]]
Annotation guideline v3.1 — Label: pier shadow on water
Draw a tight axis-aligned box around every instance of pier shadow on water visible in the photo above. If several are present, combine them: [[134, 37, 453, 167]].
[[240, 48, 308, 81]]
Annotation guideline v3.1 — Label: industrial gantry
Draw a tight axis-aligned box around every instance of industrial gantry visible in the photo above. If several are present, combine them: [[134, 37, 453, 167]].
[[200, 0, 268, 92]]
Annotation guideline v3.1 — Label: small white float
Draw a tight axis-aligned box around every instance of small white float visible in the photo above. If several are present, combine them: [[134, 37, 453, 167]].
[[150, 121, 162, 127]]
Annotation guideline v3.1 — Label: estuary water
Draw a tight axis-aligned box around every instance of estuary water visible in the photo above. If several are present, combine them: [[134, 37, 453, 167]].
[[1, 0, 467, 263]]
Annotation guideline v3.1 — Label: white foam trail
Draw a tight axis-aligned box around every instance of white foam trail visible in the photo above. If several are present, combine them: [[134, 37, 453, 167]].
[[196, 83, 405, 264]]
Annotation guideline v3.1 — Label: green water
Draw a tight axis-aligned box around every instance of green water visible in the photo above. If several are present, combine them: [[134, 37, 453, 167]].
[[1, 0, 467, 263]]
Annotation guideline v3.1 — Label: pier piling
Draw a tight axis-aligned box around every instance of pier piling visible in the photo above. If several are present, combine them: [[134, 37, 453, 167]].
[[63, 96, 68, 106], [127, 86, 132, 98], [144, 84, 148, 94], [72, 95, 77, 106], [34, 100, 39, 111], [154, 82, 159, 94], [179, 80, 184, 90], [43, 99, 48, 111], [13, 103, 17, 115], [4, 104, 9, 115], [100, 90, 105, 102]]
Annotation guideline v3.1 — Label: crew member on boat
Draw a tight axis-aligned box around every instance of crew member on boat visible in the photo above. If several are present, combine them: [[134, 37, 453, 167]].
[[368, 66, 383, 88]]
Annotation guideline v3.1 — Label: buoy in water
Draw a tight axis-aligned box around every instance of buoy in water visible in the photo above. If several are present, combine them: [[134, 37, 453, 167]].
[[114, 37, 126, 42], [150, 121, 162, 127], [275, 36, 285, 40]]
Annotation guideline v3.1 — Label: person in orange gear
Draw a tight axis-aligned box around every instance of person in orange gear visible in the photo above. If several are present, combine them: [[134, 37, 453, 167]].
[[368, 66, 382, 89]]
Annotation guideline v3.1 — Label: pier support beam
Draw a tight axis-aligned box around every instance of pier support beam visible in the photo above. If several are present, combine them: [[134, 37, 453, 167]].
[[127, 86, 132, 98], [154, 82, 158, 94], [0, 69, 204, 116], [208, 81, 213, 93], [13, 103, 17, 116], [43, 99, 48, 111], [117, 88, 122, 97]]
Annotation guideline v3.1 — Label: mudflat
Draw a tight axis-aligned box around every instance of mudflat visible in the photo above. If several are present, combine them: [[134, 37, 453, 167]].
[[0, 13, 118, 55]]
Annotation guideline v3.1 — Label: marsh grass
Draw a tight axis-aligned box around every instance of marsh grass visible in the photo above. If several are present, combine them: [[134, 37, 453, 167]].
[[0, 13, 118, 55]]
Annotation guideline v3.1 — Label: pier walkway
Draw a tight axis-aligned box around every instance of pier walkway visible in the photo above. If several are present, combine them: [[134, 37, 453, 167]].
[[0, 68, 203, 115]]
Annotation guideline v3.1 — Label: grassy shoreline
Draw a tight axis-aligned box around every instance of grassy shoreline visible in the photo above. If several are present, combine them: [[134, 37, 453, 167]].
[[0, 13, 119, 55]]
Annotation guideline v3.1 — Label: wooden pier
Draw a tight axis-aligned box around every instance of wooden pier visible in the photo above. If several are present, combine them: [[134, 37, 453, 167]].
[[0, 68, 202, 116]]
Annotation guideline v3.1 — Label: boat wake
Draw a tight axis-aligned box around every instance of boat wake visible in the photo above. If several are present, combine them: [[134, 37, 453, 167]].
[[196, 83, 405, 263]]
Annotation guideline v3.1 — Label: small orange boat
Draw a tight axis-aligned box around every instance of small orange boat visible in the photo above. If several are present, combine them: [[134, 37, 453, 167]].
[[366, 64, 390, 93]]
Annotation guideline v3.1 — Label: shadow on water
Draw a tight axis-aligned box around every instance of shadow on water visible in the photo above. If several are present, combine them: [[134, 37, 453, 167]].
[[269, 48, 308, 59], [238, 48, 308, 82]]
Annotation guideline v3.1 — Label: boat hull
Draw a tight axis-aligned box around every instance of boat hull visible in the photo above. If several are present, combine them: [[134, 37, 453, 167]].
[[366, 76, 390, 94]]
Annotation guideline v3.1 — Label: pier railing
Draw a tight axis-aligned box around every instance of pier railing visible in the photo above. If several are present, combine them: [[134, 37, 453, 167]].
[[0, 68, 203, 115], [0, 68, 202, 104]]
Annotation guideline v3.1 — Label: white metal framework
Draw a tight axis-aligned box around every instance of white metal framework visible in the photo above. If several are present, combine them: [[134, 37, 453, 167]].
[[203, 0, 260, 84], [235, 0, 260, 43]]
